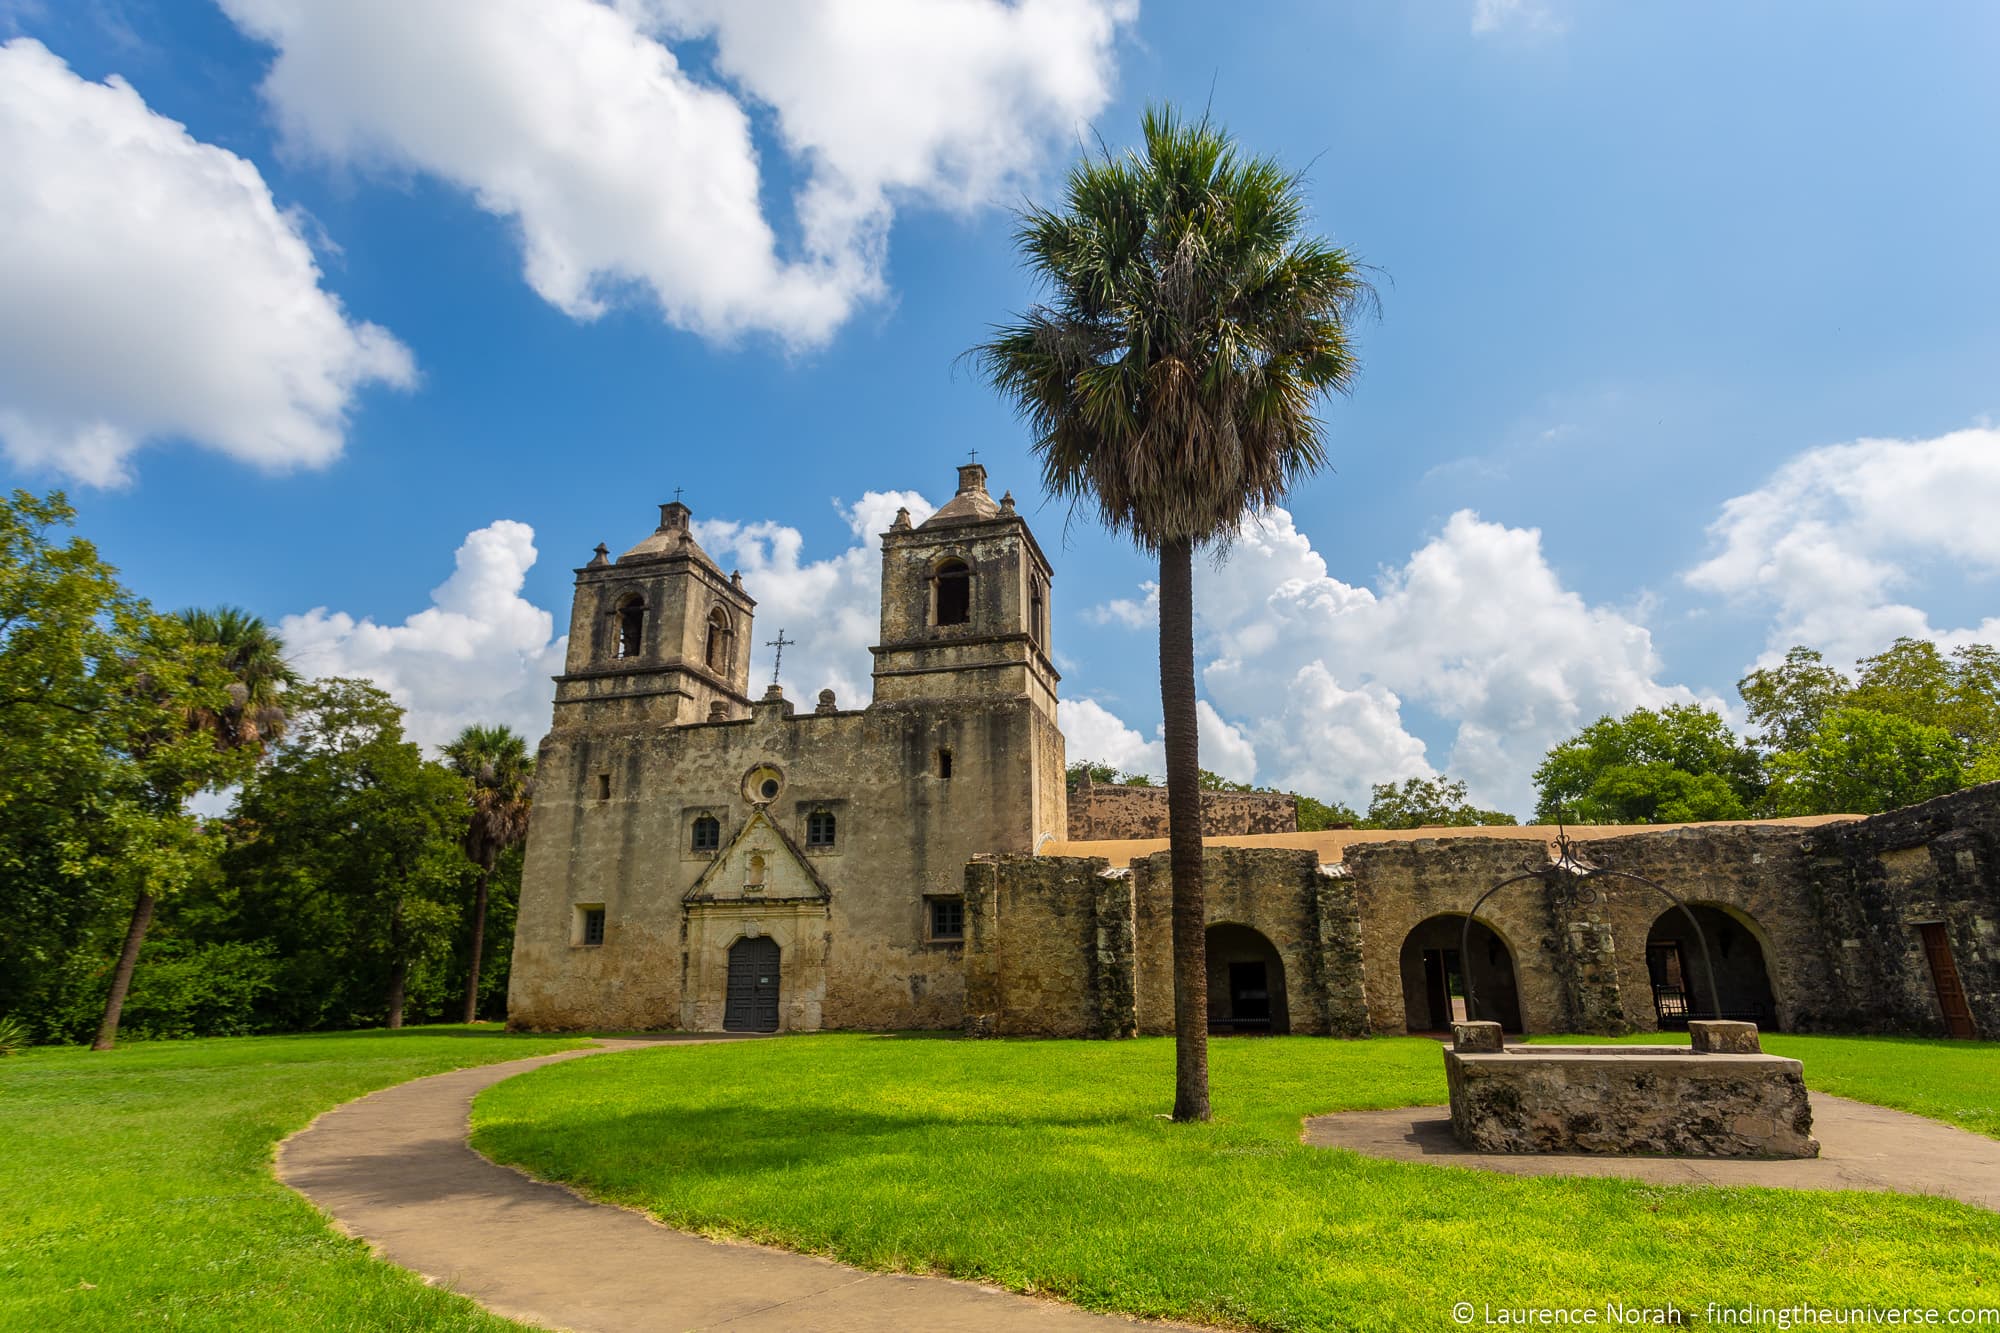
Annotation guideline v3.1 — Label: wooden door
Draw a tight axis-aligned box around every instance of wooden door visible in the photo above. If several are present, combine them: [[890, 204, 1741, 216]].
[[725, 936, 781, 1033], [1921, 923, 1977, 1039]]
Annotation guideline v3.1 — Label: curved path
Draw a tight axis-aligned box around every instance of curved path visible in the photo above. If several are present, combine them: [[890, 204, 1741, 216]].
[[1303, 1095, 2000, 1209], [275, 1037, 1192, 1332]]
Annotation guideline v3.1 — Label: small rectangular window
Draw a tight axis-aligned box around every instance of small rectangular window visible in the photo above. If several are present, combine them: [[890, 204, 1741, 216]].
[[691, 814, 720, 851], [937, 749, 953, 780], [929, 896, 965, 942], [575, 904, 606, 947], [806, 809, 837, 848], [596, 773, 611, 801]]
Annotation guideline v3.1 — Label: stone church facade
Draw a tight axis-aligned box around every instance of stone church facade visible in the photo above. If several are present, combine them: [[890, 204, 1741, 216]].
[[507, 463, 1068, 1032], [509, 463, 1998, 1042]]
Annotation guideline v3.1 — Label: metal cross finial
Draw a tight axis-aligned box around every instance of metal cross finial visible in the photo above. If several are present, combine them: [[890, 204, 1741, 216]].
[[672, 486, 685, 504], [967, 447, 979, 464], [765, 629, 794, 685]]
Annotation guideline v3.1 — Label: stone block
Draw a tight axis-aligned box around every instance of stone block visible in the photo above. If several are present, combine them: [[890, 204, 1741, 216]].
[[1452, 1020, 1505, 1052], [1444, 1045, 1818, 1158], [1690, 1019, 1762, 1053]]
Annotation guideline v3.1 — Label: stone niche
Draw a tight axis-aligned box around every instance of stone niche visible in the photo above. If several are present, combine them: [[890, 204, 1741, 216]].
[[1444, 1020, 1819, 1158]]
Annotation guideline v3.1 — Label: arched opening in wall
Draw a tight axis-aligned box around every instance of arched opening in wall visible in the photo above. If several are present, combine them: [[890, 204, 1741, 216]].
[[615, 595, 645, 659], [934, 559, 971, 626], [705, 607, 731, 672], [724, 935, 780, 1032], [1400, 914, 1523, 1034], [1030, 578, 1046, 646], [1205, 923, 1289, 1034], [1644, 903, 1779, 1029]]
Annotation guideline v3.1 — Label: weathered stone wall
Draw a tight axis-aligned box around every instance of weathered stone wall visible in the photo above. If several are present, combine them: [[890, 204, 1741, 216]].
[[1349, 838, 1568, 1034], [968, 787, 2000, 1040], [1065, 779, 1297, 841], [1573, 825, 1833, 1033], [962, 855, 1114, 1038], [1802, 782, 2000, 1037]]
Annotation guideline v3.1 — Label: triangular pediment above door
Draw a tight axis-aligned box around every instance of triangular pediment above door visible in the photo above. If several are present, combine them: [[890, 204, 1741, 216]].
[[684, 807, 831, 904]]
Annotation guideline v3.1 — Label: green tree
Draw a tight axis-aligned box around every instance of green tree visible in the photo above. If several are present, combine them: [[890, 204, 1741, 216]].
[[1066, 759, 1122, 785], [1364, 776, 1517, 829], [1739, 647, 1848, 752], [232, 679, 470, 1028], [0, 491, 159, 1039], [441, 723, 535, 1023], [975, 107, 1373, 1121], [1765, 706, 1963, 816], [1532, 704, 1763, 825], [1294, 793, 1362, 832], [90, 607, 296, 1049], [1850, 638, 2000, 751]]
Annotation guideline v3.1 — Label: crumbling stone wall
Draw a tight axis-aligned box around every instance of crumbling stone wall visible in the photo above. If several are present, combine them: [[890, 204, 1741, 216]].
[[962, 854, 1114, 1038], [1348, 838, 1569, 1034], [1803, 782, 2000, 1037], [1065, 776, 1296, 840], [1578, 825, 1834, 1033], [964, 788, 2000, 1040]]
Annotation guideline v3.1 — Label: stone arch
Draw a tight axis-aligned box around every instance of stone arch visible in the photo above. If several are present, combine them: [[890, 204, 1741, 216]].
[[704, 606, 732, 672], [1399, 913, 1524, 1034], [613, 593, 645, 659], [931, 556, 971, 627], [1644, 902, 1779, 1029], [1205, 922, 1289, 1034]]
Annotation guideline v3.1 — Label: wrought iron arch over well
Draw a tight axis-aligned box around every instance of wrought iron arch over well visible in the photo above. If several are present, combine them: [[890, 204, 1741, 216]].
[[1459, 829, 1723, 1026]]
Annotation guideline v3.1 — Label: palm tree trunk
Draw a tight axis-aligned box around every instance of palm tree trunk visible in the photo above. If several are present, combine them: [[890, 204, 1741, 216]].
[[91, 889, 155, 1052], [461, 864, 492, 1024], [1159, 536, 1211, 1122], [386, 894, 407, 1029]]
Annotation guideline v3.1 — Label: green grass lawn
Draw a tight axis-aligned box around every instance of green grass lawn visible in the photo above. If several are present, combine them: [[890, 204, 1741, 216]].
[[0, 1025, 587, 1332], [475, 1033, 2000, 1333]]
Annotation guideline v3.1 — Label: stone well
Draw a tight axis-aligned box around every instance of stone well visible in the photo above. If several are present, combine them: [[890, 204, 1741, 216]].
[[1443, 1020, 1818, 1158]]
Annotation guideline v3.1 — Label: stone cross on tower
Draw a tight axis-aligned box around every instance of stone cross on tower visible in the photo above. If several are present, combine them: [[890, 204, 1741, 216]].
[[765, 629, 794, 686]]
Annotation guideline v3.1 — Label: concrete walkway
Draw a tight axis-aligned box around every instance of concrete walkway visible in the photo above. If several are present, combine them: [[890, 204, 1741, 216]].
[[1303, 1094, 2000, 1209], [275, 1038, 1192, 1332]]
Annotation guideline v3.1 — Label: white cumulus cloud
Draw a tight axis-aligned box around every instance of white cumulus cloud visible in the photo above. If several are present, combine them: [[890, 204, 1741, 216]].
[[0, 38, 414, 486], [281, 521, 566, 751], [220, 0, 1133, 347], [1088, 506, 1702, 814], [1686, 426, 2000, 664]]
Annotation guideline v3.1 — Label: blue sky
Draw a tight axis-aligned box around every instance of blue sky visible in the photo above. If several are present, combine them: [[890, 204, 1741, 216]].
[[3, 0, 1997, 816]]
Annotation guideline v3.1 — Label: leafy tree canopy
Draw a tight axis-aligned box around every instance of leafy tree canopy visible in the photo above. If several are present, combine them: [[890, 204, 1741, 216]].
[[1533, 704, 1763, 824], [1364, 776, 1517, 829], [1765, 706, 1964, 816]]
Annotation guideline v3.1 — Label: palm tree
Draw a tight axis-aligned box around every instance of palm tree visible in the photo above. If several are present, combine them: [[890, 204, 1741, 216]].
[[92, 607, 295, 1051], [442, 724, 535, 1023], [974, 107, 1373, 1120]]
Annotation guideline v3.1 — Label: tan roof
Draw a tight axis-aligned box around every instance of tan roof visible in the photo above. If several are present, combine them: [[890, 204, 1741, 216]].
[[1044, 815, 1860, 867]]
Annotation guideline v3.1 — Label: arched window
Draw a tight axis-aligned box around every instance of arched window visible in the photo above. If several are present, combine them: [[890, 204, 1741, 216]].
[[806, 809, 836, 848], [934, 559, 971, 626], [1030, 578, 1046, 646], [691, 814, 720, 852], [705, 607, 731, 671], [615, 595, 645, 659]]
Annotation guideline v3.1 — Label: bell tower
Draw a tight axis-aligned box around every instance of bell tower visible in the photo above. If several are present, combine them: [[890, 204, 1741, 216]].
[[551, 499, 756, 727], [870, 462, 1058, 718]]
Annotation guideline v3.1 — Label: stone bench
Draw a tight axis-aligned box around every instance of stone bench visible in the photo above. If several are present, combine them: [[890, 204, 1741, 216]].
[[1443, 1020, 1818, 1158]]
